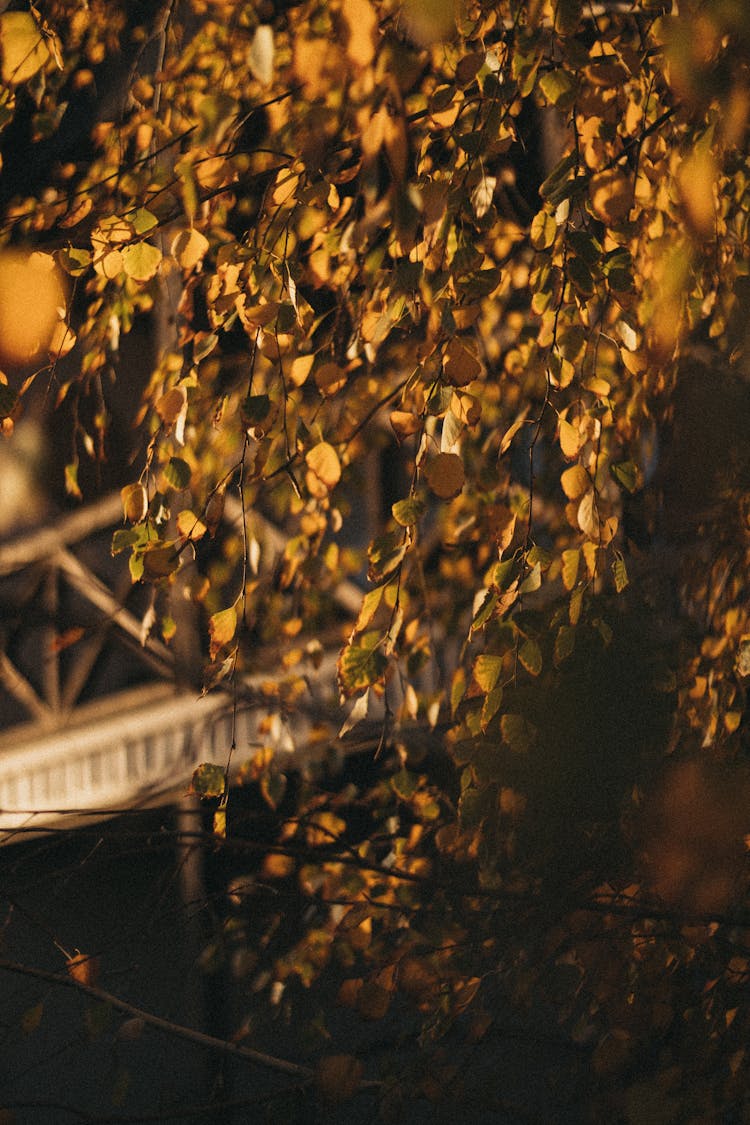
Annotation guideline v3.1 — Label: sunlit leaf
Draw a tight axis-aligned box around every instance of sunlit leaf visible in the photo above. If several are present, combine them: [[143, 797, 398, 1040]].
[[248, 23, 274, 85], [163, 457, 191, 491], [610, 460, 641, 494], [171, 227, 209, 271], [0, 11, 50, 84], [612, 553, 629, 593], [392, 495, 425, 527], [338, 637, 387, 696], [473, 654, 503, 693], [209, 605, 237, 659], [121, 483, 148, 524], [306, 441, 342, 495]]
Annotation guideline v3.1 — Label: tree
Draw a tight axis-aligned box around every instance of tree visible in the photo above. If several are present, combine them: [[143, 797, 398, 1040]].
[[1, 0, 750, 1119]]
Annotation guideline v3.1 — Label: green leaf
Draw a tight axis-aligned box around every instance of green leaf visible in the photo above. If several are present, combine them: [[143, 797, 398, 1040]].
[[368, 531, 407, 582], [163, 456, 192, 491], [612, 553, 629, 593], [473, 653, 503, 693], [518, 637, 542, 676], [392, 496, 425, 527], [122, 241, 162, 282], [500, 713, 536, 754], [131, 207, 159, 234], [57, 246, 92, 277], [520, 562, 542, 594], [539, 68, 576, 109], [190, 762, 226, 799], [539, 151, 577, 202], [481, 685, 504, 731], [471, 590, 497, 635], [391, 768, 418, 800], [610, 461, 641, 494], [530, 210, 556, 250], [338, 637, 388, 697], [554, 624, 576, 665], [141, 542, 180, 580], [112, 526, 146, 554]]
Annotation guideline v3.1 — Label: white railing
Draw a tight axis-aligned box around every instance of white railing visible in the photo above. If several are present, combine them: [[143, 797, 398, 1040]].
[[0, 495, 363, 841]]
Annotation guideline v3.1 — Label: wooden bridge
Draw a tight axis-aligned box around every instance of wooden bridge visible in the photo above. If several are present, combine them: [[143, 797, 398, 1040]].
[[0, 494, 364, 841]]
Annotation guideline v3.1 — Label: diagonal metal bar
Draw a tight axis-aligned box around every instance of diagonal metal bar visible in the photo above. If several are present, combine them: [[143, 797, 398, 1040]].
[[55, 547, 174, 678], [0, 651, 56, 725]]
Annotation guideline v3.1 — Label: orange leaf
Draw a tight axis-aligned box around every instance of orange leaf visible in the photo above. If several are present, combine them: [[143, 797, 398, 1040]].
[[66, 952, 99, 987]]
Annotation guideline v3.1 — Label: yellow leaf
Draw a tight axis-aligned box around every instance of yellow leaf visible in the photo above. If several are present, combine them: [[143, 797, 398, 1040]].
[[590, 169, 633, 225], [677, 149, 717, 238], [289, 354, 314, 387], [93, 247, 124, 279], [402, 0, 457, 46], [582, 540, 598, 576], [473, 654, 503, 693], [390, 410, 421, 440], [306, 441, 342, 496], [559, 417, 583, 459], [209, 606, 237, 659], [171, 228, 209, 271], [577, 490, 600, 538], [47, 319, 76, 359], [121, 483, 147, 524], [0, 11, 50, 85], [248, 23, 274, 85], [314, 361, 347, 397], [176, 509, 207, 540], [425, 452, 465, 499], [560, 464, 590, 500], [500, 406, 530, 454], [272, 169, 299, 206], [585, 376, 611, 398], [0, 250, 65, 367], [342, 0, 377, 68], [561, 548, 579, 590]]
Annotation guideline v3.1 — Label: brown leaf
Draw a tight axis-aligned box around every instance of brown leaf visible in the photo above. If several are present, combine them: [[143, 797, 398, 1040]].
[[443, 338, 481, 386], [316, 1054, 364, 1104], [425, 452, 465, 499]]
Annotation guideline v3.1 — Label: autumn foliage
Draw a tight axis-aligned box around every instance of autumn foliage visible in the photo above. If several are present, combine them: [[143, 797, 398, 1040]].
[[1, 0, 750, 1117]]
